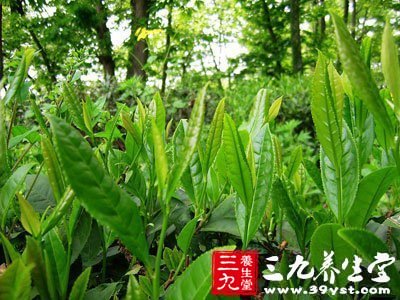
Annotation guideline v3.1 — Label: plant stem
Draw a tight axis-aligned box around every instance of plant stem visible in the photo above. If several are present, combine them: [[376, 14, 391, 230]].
[[6, 97, 18, 146], [2, 243, 9, 266], [101, 243, 107, 282], [152, 206, 169, 300], [26, 162, 44, 199], [11, 142, 34, 172], [170, 255, 185, 283]]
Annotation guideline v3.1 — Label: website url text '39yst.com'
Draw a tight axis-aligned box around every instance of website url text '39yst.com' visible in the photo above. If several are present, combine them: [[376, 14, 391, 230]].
[[264, 285, 391, 296]]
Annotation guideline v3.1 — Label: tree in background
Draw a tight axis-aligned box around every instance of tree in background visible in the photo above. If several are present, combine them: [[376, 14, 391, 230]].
[[0, 0, 399, 94], [290, 0, 302, 73], [127, 0, 151, 79]]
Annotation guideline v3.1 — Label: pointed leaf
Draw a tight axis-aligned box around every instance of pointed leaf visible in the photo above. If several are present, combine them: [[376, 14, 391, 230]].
[[48, 115, 149, 265], [247, 89, 267, 134], [41, 136, 65, 202], [3, 48, 35, 105], [126, 275, 146, 300], [165, 246, 236, 300], [330, 12, 394, 140], [41, 187, 75, 236], [22, 237, 51, 300], [204, 99, 225, 172], [304, 159, 323, 191], [243, 124, 274, 247], [0, 232, 19, 262], [311, 53, 343, 168], [266, 96, 283, 122], [0, 164, 34, 229], [0, 259, 32, 300], [347, 167, 397, 227], [69, 268, 91, 300], [18, 193, 41, 237], [287, 145, 302, 180], [321, 124, 358, 222], [177, 217, 198, 253], [151, 119, 168, 197], [271, 179, 304, 250], [167, 86, 206, 201], [223, 114, 253, 207], [44, 229, 68, 298]]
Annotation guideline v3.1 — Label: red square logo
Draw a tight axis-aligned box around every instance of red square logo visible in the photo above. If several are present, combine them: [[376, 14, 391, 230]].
[[212, 250, 258, 296]]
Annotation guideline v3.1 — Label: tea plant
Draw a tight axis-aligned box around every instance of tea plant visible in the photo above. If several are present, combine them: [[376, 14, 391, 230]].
[[0, 13, 399, 299]]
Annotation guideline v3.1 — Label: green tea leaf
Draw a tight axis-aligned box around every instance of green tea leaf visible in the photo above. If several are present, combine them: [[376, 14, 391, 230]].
[[266, 96, 283, 122], [347, 167, 397, 227], [247, 88, 267, 134], [69, 268, 91, 300], [321, 124, 358, 223], [382, 20, 400, 109], [223, 114, 253, 207], [41, 187, 75, 236], [338, 229, 400, 295], [273, 135, 283, 177], [165, 245, 236, 300], [30, 98, 50, 137], [151, 119, 168, 198], [361, 37, 372, 68], [44, 229, 68, 298], [48, 115, 149, 265], [22, 237, 52, 300], [126, 275, 146, 300], [84, 282, 121, 300], [71, 210, 92, 264], [0, 259, 32, 300], [0, 232, 19, 262], [3, 48, 35, 105], [201, 196, 240, 237], [167, 86, 206, 201], [272, 179, 304, 251], [152, 92, 166, 133], [204, 99, 225, 172], [330, 12, 394, 141], [63, 82, 87, 131], [243, 124, 274, 247], [304, 159, 323, 191], [177, 217, 198, 253], [120, 111, 142, 146], [18, 193, 41, 237], [163, 247, 183, 272], [287, 145, 302, 180], [181, 150, 203, 204], [311, 53, 343, 168], [0, 163, 34, 229]]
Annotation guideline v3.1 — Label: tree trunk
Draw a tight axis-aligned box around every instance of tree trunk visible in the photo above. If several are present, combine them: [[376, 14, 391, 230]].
[[161, 6, 172, 96], [290, 0, 303, 73], [262, 0, 282, 74], [95, 0, 115, 79], [351, 0, 356, 37], [320, 0, 326, 42], [127, 0, 149, 80], [344, 0, 349, 24]]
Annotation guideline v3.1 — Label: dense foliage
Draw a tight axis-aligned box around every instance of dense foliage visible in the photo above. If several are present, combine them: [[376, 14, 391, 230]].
[[0, 1, 400, 299]]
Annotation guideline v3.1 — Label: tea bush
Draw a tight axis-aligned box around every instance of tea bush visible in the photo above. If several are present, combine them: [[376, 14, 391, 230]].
[[0, 13, 399, 300]]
